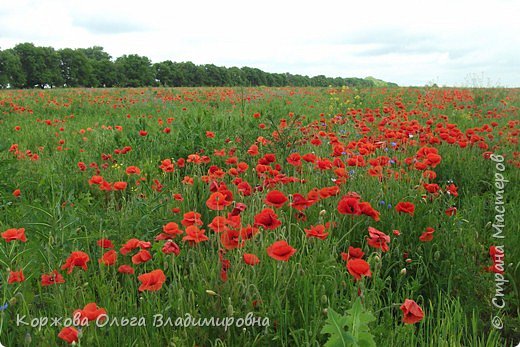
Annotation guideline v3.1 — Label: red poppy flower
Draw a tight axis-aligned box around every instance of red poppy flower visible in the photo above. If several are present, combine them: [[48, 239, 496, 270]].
[[118, 265, 135, 274], [206, 192, 232, 210], [445, 184, 458, 197], [265, 190, 288, 208], [422, 170, 437, 180], [341, 246, 365, 261], [208, 216, 230, 233], [359, 202, 380, 221], [12, 189, 21, 197], [97, 238, 114, 248], [113, 181, 127, 190], [120, 238, 141, 255], [132, 249, 152, 264], [286, 153, 302, 166], [8, 270, 25, 284], [58, 327, 79, 344], [61, 251, 90, 274], [162, 241, 181, 255], [254, 208, 282, 230], [2, 228, 27, 242], [247, 144, 259, 156], [304, 224, 329, 240], [220, 229, 244, 250], [182, 225, 209, 244], [445, 206, 457, 216], [367, 227, 390, 252], [400, 299, 424, 324], [267, 240, 296, 261], [486, 246, 505, 274], [89, 175, 104, 185], [77, 161, 87, 171], [425, 153, 442, 167], [138, 269, 166, 292], [395, 202, 415, 216], [73, 303, 107, 324], [99, 180, 112, 191], [230, 202, 247, 216], [125, 166, 141, 175], [290, 193, 312, 211], [243, 253, 260, 266], [423, 183, 440, 194], [347, 258, 371, 281], [160, 159, 175, 173], [181, 211, 204, 227], [99, 250, 118, 265], [237, 181, 253, 196], [162, 222, 183, 236], [302, 153, 317, 163], [41, 270, 65, 286], [419, 227, 435, 242], [337, 196, 362, 215], [239, 225, 259, 240]]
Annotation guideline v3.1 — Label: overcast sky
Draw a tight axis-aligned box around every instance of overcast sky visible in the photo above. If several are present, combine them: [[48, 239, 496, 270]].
[[1, 0, 518, 86]]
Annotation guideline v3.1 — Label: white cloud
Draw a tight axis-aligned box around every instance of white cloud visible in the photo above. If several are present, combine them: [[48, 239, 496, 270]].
[[0, 0, 518, 86]]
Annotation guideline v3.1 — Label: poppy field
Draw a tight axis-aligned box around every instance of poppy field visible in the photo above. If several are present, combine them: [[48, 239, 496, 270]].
[[0, 86, 518, 346]]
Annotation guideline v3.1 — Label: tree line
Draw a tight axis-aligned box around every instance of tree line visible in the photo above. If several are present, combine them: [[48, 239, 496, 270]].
[[0, 43, 397, 89]]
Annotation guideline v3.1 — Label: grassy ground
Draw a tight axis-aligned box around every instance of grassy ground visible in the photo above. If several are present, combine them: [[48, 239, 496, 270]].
[[0, 86, 518, 346]]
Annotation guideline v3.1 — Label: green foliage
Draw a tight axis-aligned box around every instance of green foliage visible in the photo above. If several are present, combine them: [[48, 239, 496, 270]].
[[1, 43, 398, 89], [13, 43, 63, 88], [0, 49, 25, 88], [115, 54, 155, 87], [321, 299, 376, 347], [58, 48, 93, 87]]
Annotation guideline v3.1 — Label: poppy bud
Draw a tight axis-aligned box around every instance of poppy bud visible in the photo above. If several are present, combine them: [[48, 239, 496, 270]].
[[321, 295, 328, 305], [206, 290, 218, 296], [434, 251, 441, 261], [400, 268, 407, 276], [227, 304, 234, 316], [319, 210, 327, 216], [25, 333, 32, 345], [322, 308, 328, 316]]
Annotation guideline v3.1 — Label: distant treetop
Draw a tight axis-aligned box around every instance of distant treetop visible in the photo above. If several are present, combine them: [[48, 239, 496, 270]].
[[0, 43, 398, 89]]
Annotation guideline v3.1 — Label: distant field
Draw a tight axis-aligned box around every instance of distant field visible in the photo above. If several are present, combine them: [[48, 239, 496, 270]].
[[0, 87, 518, 346]]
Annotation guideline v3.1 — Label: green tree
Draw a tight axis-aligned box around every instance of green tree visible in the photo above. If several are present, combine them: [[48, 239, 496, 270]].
[[13, 43, 63, 88], [153, 60, 186, 87], [227, 67, 246, 86], [59, 48, 93, 87], [78, 46, 117, 87], [115, 54, 155, 87], [0, 49, 26, 88], [202, 64, 227, 86]]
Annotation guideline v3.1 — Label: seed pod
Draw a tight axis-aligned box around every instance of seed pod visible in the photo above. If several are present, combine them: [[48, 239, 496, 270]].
[[206, 290, 217, 296]]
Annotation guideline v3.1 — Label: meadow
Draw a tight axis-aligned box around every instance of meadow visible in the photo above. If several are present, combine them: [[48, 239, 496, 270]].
[[0, 86, 518, 346]]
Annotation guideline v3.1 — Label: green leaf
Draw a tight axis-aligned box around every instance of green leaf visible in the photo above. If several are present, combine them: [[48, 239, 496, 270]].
[[321, 299, 376, 347], [321, 308, 356, 347]]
